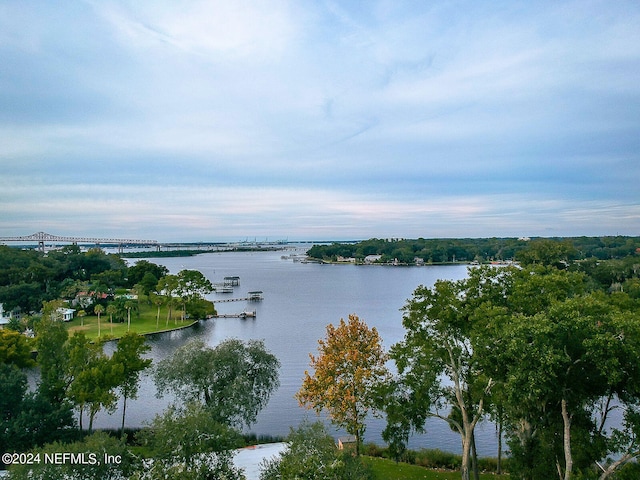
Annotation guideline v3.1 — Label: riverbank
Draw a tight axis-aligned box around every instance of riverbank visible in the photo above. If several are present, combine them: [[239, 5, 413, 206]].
[[65, 302, 205, 341]]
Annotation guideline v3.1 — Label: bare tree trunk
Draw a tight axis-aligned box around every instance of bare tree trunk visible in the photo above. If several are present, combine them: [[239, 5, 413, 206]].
[[121, 394, 128, 438], [562, 398, 573, 480], [497, 413, 503, 474], [471, 430, 480, 480], [461, 428, 472, 480]]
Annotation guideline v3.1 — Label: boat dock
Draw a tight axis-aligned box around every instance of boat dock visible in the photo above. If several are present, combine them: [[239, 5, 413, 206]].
[[213, 309, 256, 319], [212, 291, 263, 303]]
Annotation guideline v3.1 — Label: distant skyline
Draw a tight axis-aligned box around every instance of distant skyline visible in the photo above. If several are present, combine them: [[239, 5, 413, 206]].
[[1, 1, 639, 242]]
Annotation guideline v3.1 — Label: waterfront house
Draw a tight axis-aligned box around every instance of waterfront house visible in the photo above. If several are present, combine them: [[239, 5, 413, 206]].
[[57, 307, 76, 322], [0, 303, 10, 329]]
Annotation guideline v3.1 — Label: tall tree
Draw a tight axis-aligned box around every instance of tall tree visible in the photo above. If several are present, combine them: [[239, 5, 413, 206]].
[[137, 403, 245, 479], [176, 269, 214, 322], [94, 304, 104, 338], [296, 314, 390, 455], [157, 274, 179, 325], [66, 333, 119, 431], [34, 315, 69, 404], [111, 332, 151, 435], [154, 338, 280, 428], [385, 273, 499, 480]]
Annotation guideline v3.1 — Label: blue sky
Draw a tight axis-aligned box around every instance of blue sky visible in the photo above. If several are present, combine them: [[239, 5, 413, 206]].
[[1, 1, 639, 242]]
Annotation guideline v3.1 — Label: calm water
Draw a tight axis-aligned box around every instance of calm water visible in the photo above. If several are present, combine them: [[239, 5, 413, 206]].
[[94, 248, 501, 456]]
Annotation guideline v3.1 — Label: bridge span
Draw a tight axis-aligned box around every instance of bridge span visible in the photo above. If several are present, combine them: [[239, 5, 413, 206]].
[[0, 232, 158, 253]]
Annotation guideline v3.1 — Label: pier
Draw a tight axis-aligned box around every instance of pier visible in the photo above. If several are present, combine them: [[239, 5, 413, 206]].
[[213, 310, 256, 319], [212, 291, 263, 303]]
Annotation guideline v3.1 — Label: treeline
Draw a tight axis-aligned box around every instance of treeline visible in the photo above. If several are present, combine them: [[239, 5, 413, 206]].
[[0, 244, 152, 314], [307, 236, 640, 264]]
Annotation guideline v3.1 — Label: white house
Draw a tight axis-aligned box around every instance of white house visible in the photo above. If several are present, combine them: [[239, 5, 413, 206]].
[[0, 303, 11, 329], [57, 307, 76, 322]]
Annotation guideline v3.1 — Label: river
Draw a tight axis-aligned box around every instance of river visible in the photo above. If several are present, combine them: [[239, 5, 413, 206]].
[[93, 248, 501, 457]]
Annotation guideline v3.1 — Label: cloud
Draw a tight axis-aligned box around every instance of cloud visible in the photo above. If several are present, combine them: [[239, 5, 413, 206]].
[[1, 1, 639, 240]]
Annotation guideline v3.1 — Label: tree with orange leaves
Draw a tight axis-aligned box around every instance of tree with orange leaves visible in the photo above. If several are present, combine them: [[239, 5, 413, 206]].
[[296, 314, 390, 455]]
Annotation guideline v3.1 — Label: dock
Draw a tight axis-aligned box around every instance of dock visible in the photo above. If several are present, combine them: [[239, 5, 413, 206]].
[[212, 291, 263, 303], [212, 309, 256, 319]]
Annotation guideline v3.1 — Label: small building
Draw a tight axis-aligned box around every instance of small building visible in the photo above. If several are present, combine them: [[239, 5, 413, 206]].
[[0, 303, 11, 329], [57, 308, 76, 322], [364, 254, 382, 264], [224, 276, 240, 286], [337, 436, 357, 450]]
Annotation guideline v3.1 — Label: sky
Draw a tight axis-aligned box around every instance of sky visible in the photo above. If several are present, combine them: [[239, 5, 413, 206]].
[[1, 1, 639, 242]]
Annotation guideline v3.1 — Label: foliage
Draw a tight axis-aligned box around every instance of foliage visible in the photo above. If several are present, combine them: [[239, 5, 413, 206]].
[[154, 338, 280, 428], [34, 316, 70, 403], [306, 236, 640, 264], [297, 314, 390, 455], [135, 402, 245, 479], [0, 329, 35, 368], [259, 421, 374, 480], [111, 332, 152, 433], [386, 269, 499, 480], [66, 333, 121, 431], [7, 431, 138, 480]]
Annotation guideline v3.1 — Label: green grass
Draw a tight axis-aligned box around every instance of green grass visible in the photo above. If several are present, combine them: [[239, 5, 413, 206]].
[[66, 302, 199, 341], [364, 457, 510, 480]]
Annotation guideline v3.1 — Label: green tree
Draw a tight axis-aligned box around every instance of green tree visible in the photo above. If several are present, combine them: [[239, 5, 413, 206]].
[[492, 294, 640, 480], [385, 273, 498, 480], [154, 338, 280, 428], [111, 332, 152, 435], [137, 402, 245, 479], [0, 363, 28, 456], [8, 431, 138, 480], [296, 314, 390, 455], [94, 303, 104, 337], [176, 269, 214, 322], [260, 421, 373, 480], [106, 303, 117, 335], [34, 315, 70, 403], [157, 274, 179, 325], [0, 329, 35, 368], [66, 333, 119, 432]]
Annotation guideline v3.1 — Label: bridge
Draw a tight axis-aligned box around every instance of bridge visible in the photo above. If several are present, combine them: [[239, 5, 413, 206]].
[[0, 232, 159, 253]]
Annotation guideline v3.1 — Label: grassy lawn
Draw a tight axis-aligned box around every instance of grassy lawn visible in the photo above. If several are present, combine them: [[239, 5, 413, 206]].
[[65, 302, 198, 341], [364, 457, 509, 480]]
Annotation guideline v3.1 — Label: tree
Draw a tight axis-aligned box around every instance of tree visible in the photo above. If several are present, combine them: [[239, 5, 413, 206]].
[[111, 332, 151, 435], [8, 431, 138, 480], [175, 269, 214, 322], [66, 333, 119, 431], [137, 402, 245, 480], [154, 338, 280, 428], [149, 291, 165, 328], [124, 300, 136, 331], [0, 329, 35, 368], [94, 304, 104, 338], [34, 316, 70, 404], [0, 363, 28, 456], [259, 421, 374, 480], [106, 303, 116, 335], [491, 293, 640, 480], [385, 274, 497, 480], [157, 274, 179, 325], [296, 314, 390, 455]]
